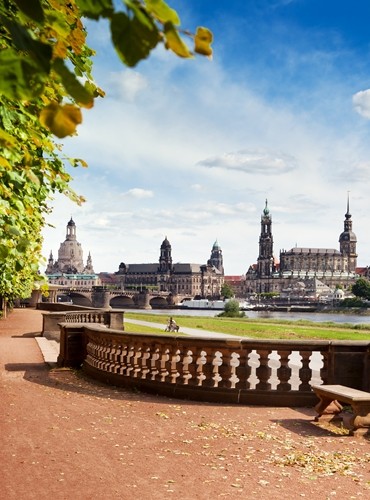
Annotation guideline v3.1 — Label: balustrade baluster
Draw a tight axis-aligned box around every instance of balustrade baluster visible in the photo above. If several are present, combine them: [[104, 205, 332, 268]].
[[131, 345, 141, 378], [276, 349, 292, 392], [217, 349, 235, 389], [169, 349, 180, 384], [140, 347, 151, 379], [320, 351, 328, 384], [102, 340, 112, 371], [158, 348, 170, 383], [235, 349, 251, 390], [211, 351, 223, 387], [112, 344, 123, 374], [118, 344, 128, 375], [196, 349, 210, 387], [255, 348, 272, 391], [179, 348, 194, 385], [298, 350, 312, 392], [95, 340, 104, 369], [228, 352, 240, 389], [125, 346, 135, 376], [149, 349, 160, 381]]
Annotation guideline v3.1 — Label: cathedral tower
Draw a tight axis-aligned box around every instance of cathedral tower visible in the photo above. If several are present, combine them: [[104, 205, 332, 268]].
[[339, 195, 357, 272], [159, 237, 173, 273], [257, 199, 275, 277], [208, 240, 224, 273]]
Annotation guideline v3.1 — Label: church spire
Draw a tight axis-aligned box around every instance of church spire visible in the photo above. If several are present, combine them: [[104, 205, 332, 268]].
[[257, 199, 275, 277], [159, 236, 172, 273], [339, 193, 357, 272], [208, 240, 224, 273]]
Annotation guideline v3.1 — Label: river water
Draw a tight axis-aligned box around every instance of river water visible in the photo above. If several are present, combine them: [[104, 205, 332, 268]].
[[130, 308, 370, 325]]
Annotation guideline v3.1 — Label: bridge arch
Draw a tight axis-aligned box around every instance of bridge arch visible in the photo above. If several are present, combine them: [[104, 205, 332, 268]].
[[110, 295, 136, 308], [68, 292, 93, 307], [149, 296, 170, 308]]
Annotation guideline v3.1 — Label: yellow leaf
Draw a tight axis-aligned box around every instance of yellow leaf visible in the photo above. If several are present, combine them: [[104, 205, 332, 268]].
[[0, 156, 11, 168], [40, 103, 82, 138], [164, 22, 193, 58], [194, 26, 213, 59]]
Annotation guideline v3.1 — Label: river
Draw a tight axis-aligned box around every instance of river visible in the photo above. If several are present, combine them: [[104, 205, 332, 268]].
[[128, 308, 370, 325]]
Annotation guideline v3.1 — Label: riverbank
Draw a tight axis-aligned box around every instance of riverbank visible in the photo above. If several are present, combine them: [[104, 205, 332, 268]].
[[124, 311, 370, 340]]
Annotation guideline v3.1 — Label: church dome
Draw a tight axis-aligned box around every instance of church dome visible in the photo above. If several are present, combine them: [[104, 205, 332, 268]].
[[339, 230, 357, 242], [161, 237, 171, 248]]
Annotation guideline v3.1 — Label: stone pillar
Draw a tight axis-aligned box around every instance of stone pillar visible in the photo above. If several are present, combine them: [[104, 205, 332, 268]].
[[108, 310, 124, 330], [92, 288, 111, 308], [29, 289, 42, 307], [136, 290, 151, 309]]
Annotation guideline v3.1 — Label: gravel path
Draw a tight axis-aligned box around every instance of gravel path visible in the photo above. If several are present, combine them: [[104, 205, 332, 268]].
[[1, 308, 369, 499], [124, 318, 243, 339]]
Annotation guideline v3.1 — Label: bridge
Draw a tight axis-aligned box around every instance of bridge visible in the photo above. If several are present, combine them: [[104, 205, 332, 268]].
[[48, 287, 188, 309]]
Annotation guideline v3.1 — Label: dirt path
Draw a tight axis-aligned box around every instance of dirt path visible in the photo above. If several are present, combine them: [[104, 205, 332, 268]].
[[1, 309, 369, 499]]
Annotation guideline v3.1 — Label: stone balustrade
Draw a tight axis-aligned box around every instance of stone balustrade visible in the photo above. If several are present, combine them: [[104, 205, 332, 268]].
[[42, 309, 124, 341], [57, 323, 370, 406]]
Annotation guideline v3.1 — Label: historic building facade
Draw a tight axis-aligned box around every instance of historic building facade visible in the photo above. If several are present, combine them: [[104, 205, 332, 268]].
[[115, 237, 224, 298], [243, 198, 358, 297], [45, 218, 100, 288]]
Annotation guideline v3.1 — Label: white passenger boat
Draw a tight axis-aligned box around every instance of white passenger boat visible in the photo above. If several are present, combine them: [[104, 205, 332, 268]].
[[179, 299, 253, 310]]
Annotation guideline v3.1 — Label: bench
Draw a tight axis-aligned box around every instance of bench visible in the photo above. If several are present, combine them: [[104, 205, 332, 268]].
[[311, 384, 370, 437]]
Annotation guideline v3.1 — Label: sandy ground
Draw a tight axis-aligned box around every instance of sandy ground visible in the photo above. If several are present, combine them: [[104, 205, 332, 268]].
[[0, 308, 369, 500]]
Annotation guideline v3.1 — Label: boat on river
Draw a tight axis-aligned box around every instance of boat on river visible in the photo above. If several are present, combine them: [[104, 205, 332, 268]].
[[178, 299, 253, 310]]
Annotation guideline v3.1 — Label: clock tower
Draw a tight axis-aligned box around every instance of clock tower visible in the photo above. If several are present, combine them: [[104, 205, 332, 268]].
[[339, 195, 357, 272]]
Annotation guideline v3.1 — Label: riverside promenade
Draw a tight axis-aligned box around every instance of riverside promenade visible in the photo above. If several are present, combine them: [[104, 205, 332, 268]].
[[1, 308, 369, 499]]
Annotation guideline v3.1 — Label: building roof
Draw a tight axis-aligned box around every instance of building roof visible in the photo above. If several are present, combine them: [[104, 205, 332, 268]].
[[283, 247, 341, 255], [173, 263, 203, 273], [127, 264, 159, 273]]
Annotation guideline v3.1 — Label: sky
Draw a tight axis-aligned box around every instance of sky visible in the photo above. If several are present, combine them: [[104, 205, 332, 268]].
[[42, 0, 370, 276]]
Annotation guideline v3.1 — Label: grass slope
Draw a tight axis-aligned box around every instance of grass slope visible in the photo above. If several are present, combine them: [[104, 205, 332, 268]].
[[124, 312, 370, 340]]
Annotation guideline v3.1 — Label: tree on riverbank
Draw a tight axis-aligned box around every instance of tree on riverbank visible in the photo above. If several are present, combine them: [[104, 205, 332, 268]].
[[0, 0, 212, 307], [218, 299, 245, 318], [352, 278, 370, 300]]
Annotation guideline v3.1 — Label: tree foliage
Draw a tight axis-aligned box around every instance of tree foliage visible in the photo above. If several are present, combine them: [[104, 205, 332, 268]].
[[352, 278, 370, 300], [0, 0, 212, 303], [218, 299, 245, 318], [221, 282, 234, 299]]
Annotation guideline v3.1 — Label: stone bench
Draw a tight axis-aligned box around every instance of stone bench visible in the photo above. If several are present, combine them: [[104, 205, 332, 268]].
[[311, 384, 370, 437]]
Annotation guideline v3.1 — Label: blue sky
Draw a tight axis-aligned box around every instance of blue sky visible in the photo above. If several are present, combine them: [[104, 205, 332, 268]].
[[42, 0, 370, 275]]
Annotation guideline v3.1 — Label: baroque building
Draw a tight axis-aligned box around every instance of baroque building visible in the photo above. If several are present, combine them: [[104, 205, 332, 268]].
[[243, 198, 358, 296], [115, 237, 224, 298], [45, 218, 100, 288]]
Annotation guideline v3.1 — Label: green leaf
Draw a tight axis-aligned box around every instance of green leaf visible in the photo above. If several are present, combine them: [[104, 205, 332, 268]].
[[76, 0, 114, 19], [16, 238, 29, 253], [7, 225, 22, 237], [0, 50, 47, 99], [145, 0, 180, 25], [0, 245, 9, 260], [164, 22, 192, 58], [53, 58, 94, 107], [111, 11, 160, 67], [2, 19, 52, 73], [13, 0, 44, 23]]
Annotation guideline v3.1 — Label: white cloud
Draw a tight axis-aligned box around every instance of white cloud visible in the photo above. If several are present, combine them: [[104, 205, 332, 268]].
[[121, 188, 154, 199], [197, 149, 298, 175], [352, 89, 370, 119], [109, 70, 148, 101]]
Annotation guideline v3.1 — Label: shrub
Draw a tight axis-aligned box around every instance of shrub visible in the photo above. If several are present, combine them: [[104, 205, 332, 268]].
[[218, 299, 246, 318]]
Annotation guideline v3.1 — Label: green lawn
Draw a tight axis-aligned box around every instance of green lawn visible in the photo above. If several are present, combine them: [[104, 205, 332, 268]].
[[123, 322, 185, 336], [124, 312, 370, 340]]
